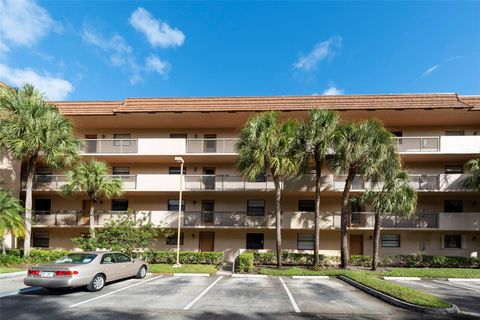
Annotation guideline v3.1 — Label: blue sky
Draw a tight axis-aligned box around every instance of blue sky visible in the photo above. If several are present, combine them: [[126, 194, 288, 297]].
[[0, 1, 479, 101]]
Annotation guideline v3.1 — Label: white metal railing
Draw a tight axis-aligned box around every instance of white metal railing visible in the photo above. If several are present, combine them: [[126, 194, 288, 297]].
[[186, 138, 239, 153], [24, 175, 137, 190], [184, 175, 275, 191], [395, 137, 440, 152], [81, 139, 138, 154]]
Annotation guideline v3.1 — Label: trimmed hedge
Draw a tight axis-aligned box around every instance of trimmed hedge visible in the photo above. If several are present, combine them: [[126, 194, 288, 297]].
[[0, 249, 70, 267], [141, 251, 224, 265], [250, 252, 479, 268], [238, 252, 254, 273]]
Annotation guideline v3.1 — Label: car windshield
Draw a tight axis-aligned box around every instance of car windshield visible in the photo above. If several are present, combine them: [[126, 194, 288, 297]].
[[54, 254, 97, 264]]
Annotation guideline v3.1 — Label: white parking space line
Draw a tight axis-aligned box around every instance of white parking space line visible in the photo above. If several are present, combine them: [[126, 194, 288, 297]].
[[279, 277, 301, 313], [69, 275, 163, 308], [433, 280, 480, 293], [183, 276, 223, 310], [0, 286, 43, 298]]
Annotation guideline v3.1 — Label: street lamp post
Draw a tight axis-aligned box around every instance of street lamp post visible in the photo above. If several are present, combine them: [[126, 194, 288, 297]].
[[173, 156, 184, 268]]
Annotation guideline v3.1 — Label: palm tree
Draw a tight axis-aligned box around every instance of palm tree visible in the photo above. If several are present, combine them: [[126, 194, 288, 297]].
[[361, 170, 417, 270], [0, 84, 79, 256], [0, 190, 25, 254], [330, 120, 398, 268], [61, 160, 123, 238], [297, 109, 340, 268], [236, 112, 300, 268], [462, 159, 480, 191]]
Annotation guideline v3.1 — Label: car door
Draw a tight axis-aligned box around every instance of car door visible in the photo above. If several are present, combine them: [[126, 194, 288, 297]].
[[113, 253, 136, 278], [100, 253, 122, 281]]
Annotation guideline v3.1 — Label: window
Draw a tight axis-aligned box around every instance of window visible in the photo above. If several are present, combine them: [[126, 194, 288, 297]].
[[445, 131, 465, 136], [298, 200, 315, 212], [168, 199, 185, 211], [445, 165, 463, 174], [36, 167, 52, 182], [169, 166, 186, 174], [34, 199, 51, 212], [443, 234, 463, 249], [297, 233, 314, 250], [114, 253, 131, 263], [381, 235, 400, 247], [247, 200, 265, 216], [170, 133, 187, 139], [444, 200, 463, 213], [246, 233, 264, 249], [111, 199, 129, 211], [204, 134, 217, 152], [113, 167, 130, 175], [166, 232, 184, 245], [101, 253, 116, 264], [113, 134, 131, 146], [391, 131, 403, 144], [254, 171, 267, 182], [32, 232, 49, 248]]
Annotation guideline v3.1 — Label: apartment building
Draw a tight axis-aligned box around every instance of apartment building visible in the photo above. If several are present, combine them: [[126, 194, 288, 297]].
[[3, 94, 480, 261]]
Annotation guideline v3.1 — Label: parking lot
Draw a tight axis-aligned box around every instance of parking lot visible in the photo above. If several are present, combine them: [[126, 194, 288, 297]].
[[0, 273, 476, 320], [390, 279, 480, 317]]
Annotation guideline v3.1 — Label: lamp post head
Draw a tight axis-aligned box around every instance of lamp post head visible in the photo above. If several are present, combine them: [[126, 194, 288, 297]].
[[174, 156, 184, 164]]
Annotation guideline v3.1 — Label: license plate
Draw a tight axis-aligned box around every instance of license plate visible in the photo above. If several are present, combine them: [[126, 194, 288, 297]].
[[41, 271, 55, 277]]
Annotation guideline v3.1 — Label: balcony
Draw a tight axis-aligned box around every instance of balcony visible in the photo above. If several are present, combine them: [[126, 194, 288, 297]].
[[395, 136, 480, 154], [31, 211, 478, 230], [25, 175, 137, 190], [184, 175, 275, 191], [395, 137, 440, 152], [186, 138, 238, 153]]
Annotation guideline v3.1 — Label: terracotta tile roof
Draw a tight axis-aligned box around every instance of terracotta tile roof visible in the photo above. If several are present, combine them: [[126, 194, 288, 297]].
[[49, 93, 477, 115], [51, 101, 121, 115], [459, 96, 480, 110]]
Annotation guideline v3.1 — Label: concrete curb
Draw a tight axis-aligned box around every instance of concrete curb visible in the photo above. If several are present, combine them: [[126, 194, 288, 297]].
[[384, 277, 421, 281], [173, 273, 210, 277], [291, 276, 329, 279], [447, 278, 480, 282], [0, 271, 27, 279], [339, 275, 459, 315], [231, 274, 267, 278]]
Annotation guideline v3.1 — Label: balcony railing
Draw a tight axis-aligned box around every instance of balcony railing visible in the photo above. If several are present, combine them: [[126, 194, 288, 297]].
[[32, 210, 476, 230], [185, 175, 275, 191], [24, 175, 137, 190], [81, 139, 138, 154], [408, 174, 440, 191], [186, 138, 239, 153], [395, 137, 440, 152]]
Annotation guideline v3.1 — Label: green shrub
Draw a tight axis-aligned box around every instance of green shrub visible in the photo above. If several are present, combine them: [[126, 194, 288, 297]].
[[141, 251, 224, 265], [349, 255, 372, 267], [0, 254, 24, 267], [29, 249, 70, 264], [238, 252, 254, 273], [252, 252, 339, 267], [0, 249, 69, 267]]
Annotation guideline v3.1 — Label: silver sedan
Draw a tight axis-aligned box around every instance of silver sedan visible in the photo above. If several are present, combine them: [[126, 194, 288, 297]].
[[24, 251, 148, 292]]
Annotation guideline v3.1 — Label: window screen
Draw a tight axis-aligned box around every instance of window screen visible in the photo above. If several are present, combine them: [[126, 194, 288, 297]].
[[247, 200, 265, 216], [297, 234, 314, 250], [381, 234, 400, 247]]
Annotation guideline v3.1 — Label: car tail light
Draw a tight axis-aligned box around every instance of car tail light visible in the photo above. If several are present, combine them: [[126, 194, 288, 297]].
[[55, 270, 79, 276], [28, 269, 41, 276]]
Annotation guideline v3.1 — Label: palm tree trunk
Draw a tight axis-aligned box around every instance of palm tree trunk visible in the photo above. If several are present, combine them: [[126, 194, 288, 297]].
[[314, 159, 322, 269], [273, 175, 282, 269], [89, 199, 96, 238], [23, 156, 36, 257], [340, 170, 355, 269], [372, 212, 381, 271], [1, 236, 6, 255]]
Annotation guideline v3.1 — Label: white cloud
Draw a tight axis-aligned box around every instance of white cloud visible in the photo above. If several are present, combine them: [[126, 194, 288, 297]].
[[0, 0, 61, 51], [294, 36, 342, 71], [81, 24, 142, 84], [0, 63, 73, 100], [145, 54, 171, 77], [322, 86, 344, 96], [129, 7, 185, 48], [422, 64, 439, 76]]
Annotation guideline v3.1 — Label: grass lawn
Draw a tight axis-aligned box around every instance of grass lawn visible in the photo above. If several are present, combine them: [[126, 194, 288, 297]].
[[341, 271, 451, 308], [149, 264, 218, 274], [383, 268, 480, 279], [0, 267, 23, 274]]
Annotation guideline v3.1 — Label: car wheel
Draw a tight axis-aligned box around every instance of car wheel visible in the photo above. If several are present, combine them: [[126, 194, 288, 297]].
[[87, 274, 105, 292], [136, 265, 147, 279]]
